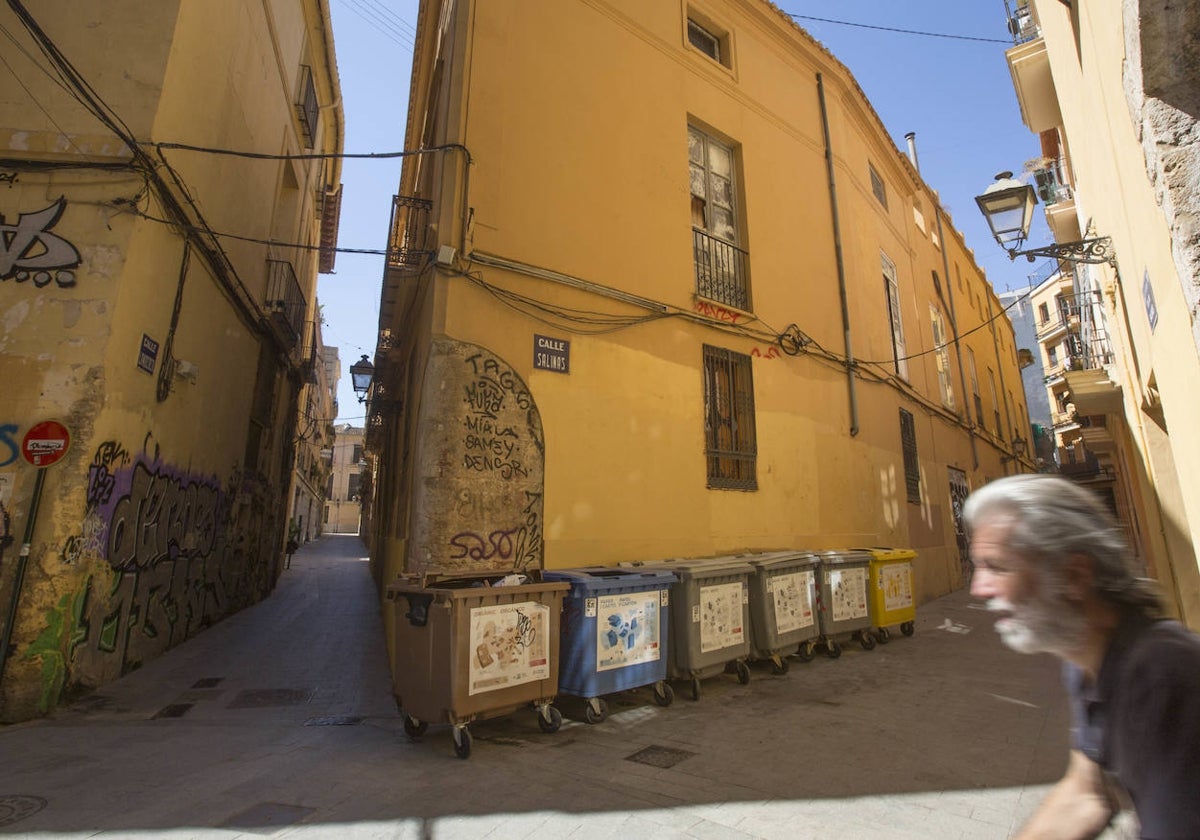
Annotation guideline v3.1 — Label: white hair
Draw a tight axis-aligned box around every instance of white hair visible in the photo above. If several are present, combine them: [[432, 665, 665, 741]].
[[963, 474, 1164, 615]]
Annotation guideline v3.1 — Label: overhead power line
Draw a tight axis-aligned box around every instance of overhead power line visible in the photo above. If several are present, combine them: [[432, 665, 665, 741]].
[[786, 11, 1009, 44]]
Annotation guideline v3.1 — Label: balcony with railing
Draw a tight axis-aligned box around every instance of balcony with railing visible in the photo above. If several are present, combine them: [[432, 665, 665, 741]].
[[693, 227, 749, 311], [386, 195, 433, 271], [1004, 3, 1060, 134], [1006, 3, 1038, 45], [296, 65, 319, 149], [265, 259, 306, 349], [1036, 304, 1079, 342]]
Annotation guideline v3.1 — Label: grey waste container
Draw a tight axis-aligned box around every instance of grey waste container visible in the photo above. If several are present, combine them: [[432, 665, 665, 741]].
[[739, 551, 821, 671], [631, 556, 754, 701], [814, 550, 876, 658]]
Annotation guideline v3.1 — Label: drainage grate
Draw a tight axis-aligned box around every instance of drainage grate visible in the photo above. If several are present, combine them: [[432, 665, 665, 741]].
[[192, 677, 224, 689], [625, 745, 696, 769], [219, 801, 315, 833], [0, 795, 48, 827], [227, 689, 313, 709], [153, 703, 194, 719], [303, 716, 363, 727]]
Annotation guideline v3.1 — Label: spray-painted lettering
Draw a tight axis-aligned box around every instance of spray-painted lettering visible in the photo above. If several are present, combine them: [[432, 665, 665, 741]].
[[107, 462, 221, 571], [694, 299, 742, 324], [0, 198, 81, 287], [0, 424, 18, 467], [449, 527, 518, 562]]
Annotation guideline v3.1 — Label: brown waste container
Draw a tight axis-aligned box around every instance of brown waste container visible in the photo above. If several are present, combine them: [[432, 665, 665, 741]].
[[386, 570, 569, 759]]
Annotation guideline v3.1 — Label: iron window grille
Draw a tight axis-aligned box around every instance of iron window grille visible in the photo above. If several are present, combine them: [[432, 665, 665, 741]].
[[265, 258, 306, 349], [899, 408, 920, 504], [296, 65, 319, 149], [703, 345, 757, 490], [687, 19, 721, 63]]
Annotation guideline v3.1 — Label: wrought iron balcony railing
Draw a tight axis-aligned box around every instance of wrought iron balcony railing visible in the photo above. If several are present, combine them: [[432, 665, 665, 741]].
[[265, 259, 306, 348], [296, 65, 319, 149], [693, 227, 749, 311], [387, 195, 433, 270]]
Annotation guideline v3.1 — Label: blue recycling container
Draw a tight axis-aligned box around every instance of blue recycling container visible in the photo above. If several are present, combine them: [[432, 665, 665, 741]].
[[543, 567, 677, 723]]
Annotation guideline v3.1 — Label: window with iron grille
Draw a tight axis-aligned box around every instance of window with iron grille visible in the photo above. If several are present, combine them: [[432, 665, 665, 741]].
[[869, 163, 888, 208], [690, 126, 749, 310], [899, 408, 920, 504], [882, 252, 907, 379], [930, 305, 954, 410], [296, 65, 319, 149], [703, 345, 757, 490]]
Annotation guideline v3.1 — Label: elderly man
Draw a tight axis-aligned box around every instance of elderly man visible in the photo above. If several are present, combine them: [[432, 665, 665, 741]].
[[965, 474, 1200, 839]]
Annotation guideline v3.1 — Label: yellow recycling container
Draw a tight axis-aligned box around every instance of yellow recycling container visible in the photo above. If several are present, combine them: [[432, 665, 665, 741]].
[[858, 547, 917, 642]]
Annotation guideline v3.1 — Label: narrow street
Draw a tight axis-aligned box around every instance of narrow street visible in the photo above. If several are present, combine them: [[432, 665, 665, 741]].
[[0, 535, 1110, 839]]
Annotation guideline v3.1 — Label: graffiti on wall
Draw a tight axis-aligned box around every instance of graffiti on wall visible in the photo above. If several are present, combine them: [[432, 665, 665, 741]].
[[461, 351, 534, 480], [1, 424, 18, 467], [0, 199, 81, 288], [412, 341, 545, 574], [24, 438, 280, 709]]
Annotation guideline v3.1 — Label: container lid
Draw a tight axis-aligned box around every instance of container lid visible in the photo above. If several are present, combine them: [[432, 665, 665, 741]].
[[656, 556, 756, 578], [815, 549, 874, 565], [851, 547, 918, 561], [543, 567, 677, 587], [738, 550, 818, 570]]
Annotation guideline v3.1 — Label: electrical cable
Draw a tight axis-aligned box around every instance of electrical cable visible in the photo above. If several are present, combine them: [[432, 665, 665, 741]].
[[149, 140, 471, 163], [785, 11, 1009, 44]]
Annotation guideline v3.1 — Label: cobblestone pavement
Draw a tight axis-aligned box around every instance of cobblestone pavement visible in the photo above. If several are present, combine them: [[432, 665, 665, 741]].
[[0, 534, 1132, 838]]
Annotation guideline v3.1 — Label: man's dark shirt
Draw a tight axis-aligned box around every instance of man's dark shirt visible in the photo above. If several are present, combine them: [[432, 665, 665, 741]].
[[1066, 611, 1200, 839]]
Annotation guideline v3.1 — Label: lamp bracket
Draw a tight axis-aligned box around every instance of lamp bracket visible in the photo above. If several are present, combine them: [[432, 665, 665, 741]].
[[1009, 237, 1115, 266]]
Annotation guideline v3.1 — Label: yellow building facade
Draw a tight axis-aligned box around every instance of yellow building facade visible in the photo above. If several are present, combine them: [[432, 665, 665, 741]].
[[364, 0, 1030, 648], [1003, 1, 1200, 625], [0, 0, 343, 721], [326, 423, 366, 535]]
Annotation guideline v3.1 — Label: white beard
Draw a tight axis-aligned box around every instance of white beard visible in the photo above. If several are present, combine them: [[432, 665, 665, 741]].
[[987, 591, 1088, 657]]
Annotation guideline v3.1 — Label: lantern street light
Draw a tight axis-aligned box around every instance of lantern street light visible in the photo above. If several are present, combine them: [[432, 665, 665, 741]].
[[975, 172, 1115, 265], [349, 354, 375, 403]]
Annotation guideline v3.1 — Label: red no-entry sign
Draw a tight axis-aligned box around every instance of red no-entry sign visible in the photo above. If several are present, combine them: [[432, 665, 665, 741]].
[[21, 420, 72, 468]]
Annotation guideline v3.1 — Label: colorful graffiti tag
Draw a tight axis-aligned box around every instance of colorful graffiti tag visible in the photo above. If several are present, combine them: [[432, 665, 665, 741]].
[[24, 439, 279, 710]]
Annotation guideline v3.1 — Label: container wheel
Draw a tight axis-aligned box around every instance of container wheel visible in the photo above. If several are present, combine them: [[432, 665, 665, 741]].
[[876, 627, 891, 644], [453, 726, 472, 760], [537, 705, 563, 734], [859, 631, 877, 651], [901, 621, 915, 636], [653, 681, 675, 707], [584, 698, 609, 725], [735, 660, 751, 685], [403, 715, 428, 739], [690, 677, 702, 701], [770, 656, 790, 676], [825, 639, 842, 659], [795, 643, 816, 663]]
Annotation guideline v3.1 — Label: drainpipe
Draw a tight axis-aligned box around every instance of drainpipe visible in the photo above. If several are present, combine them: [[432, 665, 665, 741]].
[[817, 73, 859, 437]]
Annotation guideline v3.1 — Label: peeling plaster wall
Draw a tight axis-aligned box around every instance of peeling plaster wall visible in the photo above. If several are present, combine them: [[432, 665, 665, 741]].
[[407, 339, 545, 574], [1127, 0, 1200, 353]]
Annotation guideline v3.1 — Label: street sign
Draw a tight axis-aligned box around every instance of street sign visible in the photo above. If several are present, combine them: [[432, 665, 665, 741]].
[[21, 420, 71, 468]]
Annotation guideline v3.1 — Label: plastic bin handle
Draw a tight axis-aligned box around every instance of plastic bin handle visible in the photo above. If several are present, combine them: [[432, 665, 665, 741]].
[[402, 592, 434, 627]]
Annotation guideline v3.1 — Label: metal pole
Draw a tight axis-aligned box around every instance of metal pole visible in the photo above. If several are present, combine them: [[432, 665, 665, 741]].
[[0, 467, 47, 688]]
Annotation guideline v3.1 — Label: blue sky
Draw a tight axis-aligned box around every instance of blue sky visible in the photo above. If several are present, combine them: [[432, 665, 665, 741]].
[[319, 0, 1046, 424]]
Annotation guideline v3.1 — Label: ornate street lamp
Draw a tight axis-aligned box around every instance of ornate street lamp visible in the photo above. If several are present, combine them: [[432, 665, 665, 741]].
[[975, 172, 1115, 265], [349, 354, 375, 403]]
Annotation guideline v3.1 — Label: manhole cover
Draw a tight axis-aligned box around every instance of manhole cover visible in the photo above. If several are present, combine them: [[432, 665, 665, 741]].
[[625, 745, 696, 769], [227, 689, 313, 709], [303, 716, 363, 727], [0, 795, 47, 827], [192, 677, 224, 689], [153, 703, 194, 719]]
